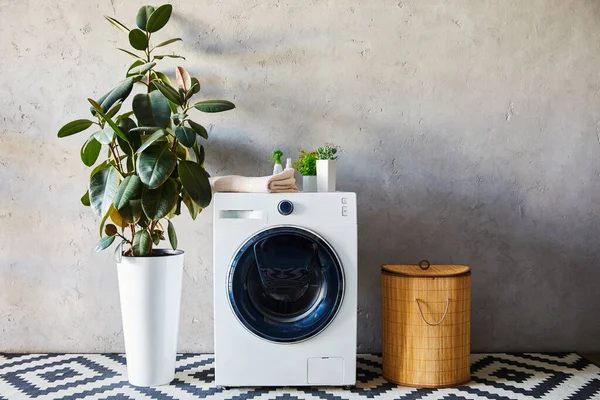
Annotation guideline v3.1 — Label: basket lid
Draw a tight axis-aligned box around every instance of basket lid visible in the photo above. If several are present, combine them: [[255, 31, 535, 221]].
[[381, 260, 470, 277]]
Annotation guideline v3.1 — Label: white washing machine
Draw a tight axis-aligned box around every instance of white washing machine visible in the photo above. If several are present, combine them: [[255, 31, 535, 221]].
[[213, 192, 357, 387]]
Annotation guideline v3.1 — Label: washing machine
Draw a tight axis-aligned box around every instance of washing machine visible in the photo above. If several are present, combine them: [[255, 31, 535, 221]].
[[213, 192, 357, 387]]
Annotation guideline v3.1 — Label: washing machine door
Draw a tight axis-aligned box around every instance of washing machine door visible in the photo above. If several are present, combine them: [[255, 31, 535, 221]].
[[227, 226, 344, 343]]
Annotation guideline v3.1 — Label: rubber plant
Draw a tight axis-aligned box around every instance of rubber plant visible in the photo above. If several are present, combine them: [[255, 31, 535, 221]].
[[57, 4, 235, 257]]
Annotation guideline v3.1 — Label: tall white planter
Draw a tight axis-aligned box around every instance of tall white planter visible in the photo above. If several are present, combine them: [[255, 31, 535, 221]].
[[117, 249, 184, 387], [316, 160, 336, 192], [302, 175, 317, 192]]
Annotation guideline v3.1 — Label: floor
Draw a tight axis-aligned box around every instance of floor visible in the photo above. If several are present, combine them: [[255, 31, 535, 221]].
[[1, 353, 599, 399]]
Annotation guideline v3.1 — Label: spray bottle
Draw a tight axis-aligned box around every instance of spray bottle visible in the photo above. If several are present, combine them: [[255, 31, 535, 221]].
[[270, 150, 284, 175]]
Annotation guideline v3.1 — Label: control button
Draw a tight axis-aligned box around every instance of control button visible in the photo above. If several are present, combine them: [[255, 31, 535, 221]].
[[342, 206, 348, 216], [278, 200, 294, 215], [341, 197, 348, 204]]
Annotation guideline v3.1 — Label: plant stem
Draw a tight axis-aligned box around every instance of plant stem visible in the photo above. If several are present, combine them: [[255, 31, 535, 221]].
[[129, 224, 135, 255], [146, 32, 152, 93], [108, 143, 123, 175], [116, 232, 131, 244]]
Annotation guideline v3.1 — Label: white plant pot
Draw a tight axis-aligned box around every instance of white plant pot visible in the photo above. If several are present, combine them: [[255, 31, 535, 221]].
[[316, 160, 336, 192], [117, 249, 184, 387], [302, 175, 317, 192]]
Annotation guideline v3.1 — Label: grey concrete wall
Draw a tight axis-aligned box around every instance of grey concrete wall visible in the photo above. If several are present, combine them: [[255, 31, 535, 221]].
[[1, 0, 600, 353]]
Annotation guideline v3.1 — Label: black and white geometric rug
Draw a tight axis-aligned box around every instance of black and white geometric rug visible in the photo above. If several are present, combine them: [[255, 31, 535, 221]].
[[1, 353, 599, 399]]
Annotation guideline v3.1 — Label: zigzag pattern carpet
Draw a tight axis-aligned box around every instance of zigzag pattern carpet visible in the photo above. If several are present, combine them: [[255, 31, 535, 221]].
[[1, 353, 599, 399]]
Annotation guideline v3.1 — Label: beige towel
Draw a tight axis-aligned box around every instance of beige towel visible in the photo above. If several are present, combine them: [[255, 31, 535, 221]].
[[209, 168, 299, 193]]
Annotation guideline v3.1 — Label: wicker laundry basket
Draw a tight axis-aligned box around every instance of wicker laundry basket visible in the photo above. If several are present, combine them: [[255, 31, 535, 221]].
[[381, 260, 471, 388]]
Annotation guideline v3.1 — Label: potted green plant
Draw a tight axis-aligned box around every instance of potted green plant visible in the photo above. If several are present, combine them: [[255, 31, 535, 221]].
[[293, 150, 318, 192], [316, 144, 339, 192], [56, 4, 235, 386]]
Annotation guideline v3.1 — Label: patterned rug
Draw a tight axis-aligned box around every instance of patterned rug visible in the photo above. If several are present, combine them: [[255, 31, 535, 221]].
[[0, 353, 599, 399]]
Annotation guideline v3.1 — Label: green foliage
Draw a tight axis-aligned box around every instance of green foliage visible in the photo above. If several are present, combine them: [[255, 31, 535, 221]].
[[293, 150, 318, 176], [167, 220, 177, 250], [57, 4, 235, 256], [317, 143, 339, 160]]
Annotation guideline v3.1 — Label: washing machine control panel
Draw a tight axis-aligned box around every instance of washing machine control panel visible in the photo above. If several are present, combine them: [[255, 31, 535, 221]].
[[277, 200, 294, 215]]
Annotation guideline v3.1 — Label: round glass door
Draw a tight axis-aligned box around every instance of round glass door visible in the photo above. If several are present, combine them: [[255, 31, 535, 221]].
[[227, 226, 344, 343]]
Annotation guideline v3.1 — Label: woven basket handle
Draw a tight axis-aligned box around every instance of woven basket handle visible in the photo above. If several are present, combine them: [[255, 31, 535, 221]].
[[415, 298, 451, 326]]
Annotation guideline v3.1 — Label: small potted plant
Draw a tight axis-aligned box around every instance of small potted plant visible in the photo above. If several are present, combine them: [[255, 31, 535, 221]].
[[316, 144, 339, 192], [293, 150, 318, 192], [56, 4, 234, 386]]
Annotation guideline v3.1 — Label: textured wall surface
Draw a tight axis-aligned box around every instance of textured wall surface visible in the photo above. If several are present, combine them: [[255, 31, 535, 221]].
[[1, 0, 600, 353]]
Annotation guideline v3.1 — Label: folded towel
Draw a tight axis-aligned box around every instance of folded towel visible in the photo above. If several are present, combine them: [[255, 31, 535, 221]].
[[209, 168, 299, 193]]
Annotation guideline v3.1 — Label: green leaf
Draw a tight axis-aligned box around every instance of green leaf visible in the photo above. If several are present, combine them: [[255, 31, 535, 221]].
[[137, 212, 149, 228], [105, 224, 118, 236], [171, 141, 189, 161], [80, 137, 102, 167], [193, 100, 235, 113], [127, 61, 156, 77], [114, 175, 143, 210], [187, 120, 208, 139], [106, 100, 123, 119], [136, 5, 155, 31], [81, 190, 90, 206], [167, 220, 177, 250], [137, 145, 177, 189], [132, 91, 171, 128], [154, 37, 181, 49], [89, 166, 120, 216], [152, 80, 183, 105], [135, 129, 166, 154], [141, 178, 178, 220], [153, 71, 172, 86], [178, 160, 212, 207], [151, 230, 161, 245], [91, 78, 134, 115], [190, 77, 200, 94], [95, 235, 116, 252], [146, 4, 172, 33], [117, 117, 138, 155], [129, 28, 148, 51], [181, 188, 201, 220], [115, 111, 134, 123], [57, 119, 93, 138], [115, 240, 125, 262], [129, 126, 161, 133], [132, 230, 151, 256], [88, 99, 130, 144], [152, 54, 185, 60], [191, 142, 203, 165], [175, 126, 196, 148], [119, 199, 142, 223], [93, 127, 115, 145], [185, 82, 199, 101], [118, 48, 145, 61], [104, 16, 130, 33]]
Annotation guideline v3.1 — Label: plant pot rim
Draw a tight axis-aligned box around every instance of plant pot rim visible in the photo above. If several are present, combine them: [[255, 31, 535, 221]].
[[122, 249, 184, 258], [302, 174, 317, 177]]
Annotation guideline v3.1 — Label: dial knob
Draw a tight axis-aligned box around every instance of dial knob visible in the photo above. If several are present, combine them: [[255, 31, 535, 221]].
[[277, 200, 294, 215]]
